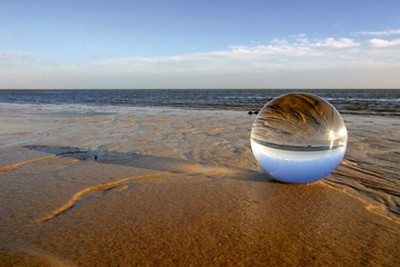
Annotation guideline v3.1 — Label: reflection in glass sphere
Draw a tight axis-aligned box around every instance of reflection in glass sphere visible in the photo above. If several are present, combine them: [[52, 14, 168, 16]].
[[250, 93, 347, 184]]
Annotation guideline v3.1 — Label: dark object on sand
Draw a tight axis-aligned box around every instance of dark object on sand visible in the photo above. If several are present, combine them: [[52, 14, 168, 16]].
[[248, 110, 259, 115]]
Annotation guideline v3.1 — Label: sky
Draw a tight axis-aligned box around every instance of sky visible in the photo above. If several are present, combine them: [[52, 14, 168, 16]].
[[1, 0, 400, 89]]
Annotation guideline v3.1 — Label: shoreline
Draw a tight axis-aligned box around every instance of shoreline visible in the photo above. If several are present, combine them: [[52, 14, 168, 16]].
[[1, 101, 399, 119]]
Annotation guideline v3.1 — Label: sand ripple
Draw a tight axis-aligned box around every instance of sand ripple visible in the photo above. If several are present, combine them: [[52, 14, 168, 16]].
[[35, 171, 175, 223], [0, 243, 76, 267], [0, 155, 55, 172]]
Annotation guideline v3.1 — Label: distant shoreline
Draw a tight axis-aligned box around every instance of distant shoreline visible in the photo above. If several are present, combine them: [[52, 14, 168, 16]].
[[0, 89, 399, 116]]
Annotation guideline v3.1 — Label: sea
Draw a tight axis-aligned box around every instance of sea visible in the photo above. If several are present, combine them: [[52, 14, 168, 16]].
[[0, 89, 399, 116]]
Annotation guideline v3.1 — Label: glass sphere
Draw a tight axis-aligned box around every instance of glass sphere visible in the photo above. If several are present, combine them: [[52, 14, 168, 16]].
[[250, 93, 347, 184]]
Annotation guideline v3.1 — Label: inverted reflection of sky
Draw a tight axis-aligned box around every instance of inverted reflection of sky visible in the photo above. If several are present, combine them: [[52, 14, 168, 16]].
[[251, 140, 346, 184], [250, 93, 348, 183]]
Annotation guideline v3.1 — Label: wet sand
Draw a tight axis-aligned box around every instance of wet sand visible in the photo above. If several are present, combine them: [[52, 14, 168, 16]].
[[0, 104, 399, 266]]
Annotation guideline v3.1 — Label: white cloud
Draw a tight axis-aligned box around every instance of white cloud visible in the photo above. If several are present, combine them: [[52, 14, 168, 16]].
[[220, 43, 319, 57], [96, 40, 322, 68], [368, 38, 400, 48], [314, 38, 360, 48], [357, 29, 400, 36]]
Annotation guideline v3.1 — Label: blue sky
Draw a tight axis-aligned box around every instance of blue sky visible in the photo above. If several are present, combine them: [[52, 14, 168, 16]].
[[1, 0, 400, 89]]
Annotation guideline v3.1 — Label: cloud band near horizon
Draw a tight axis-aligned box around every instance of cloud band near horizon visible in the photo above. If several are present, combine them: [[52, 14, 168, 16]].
[[1, 31, 400, 89]]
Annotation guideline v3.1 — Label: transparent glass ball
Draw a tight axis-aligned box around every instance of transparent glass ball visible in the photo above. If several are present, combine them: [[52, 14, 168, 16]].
[[250, 93, 347, 184]]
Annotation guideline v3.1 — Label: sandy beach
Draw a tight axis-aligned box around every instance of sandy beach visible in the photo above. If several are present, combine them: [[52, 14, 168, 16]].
[[0, 103, 399, 266]]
